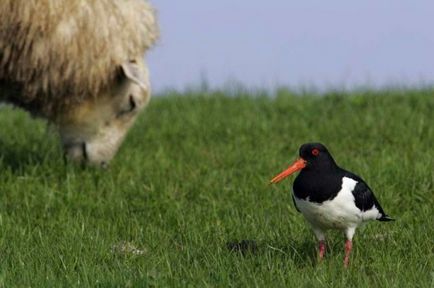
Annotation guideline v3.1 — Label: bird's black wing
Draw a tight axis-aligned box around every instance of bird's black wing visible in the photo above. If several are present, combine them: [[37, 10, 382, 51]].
[[346, 172, 393, 221]]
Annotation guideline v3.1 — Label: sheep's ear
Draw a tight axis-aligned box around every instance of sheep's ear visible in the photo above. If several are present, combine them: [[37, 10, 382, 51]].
[[120, 60, 146, 90]]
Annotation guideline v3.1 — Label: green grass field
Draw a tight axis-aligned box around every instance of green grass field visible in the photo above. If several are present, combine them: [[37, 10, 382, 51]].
[[0, 89, 433, 287]]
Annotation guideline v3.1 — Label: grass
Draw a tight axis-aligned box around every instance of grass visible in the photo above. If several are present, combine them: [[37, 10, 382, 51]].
[[0, 89, 433, 287]]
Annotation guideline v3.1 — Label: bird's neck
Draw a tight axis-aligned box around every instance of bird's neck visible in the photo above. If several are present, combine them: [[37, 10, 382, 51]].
[[293, 166, 343, 202], [309, 160, 339, 173]]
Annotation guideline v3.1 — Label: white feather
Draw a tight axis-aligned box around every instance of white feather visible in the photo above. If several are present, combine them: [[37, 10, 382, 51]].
[[294, 177, 380, 235]]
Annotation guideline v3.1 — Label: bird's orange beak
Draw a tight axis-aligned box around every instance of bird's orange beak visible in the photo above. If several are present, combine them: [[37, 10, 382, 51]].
[[270, 158, 306, 184]]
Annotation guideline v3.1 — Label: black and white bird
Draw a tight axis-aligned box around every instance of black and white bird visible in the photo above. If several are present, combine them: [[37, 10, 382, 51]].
[[270, 143, 393, 267]]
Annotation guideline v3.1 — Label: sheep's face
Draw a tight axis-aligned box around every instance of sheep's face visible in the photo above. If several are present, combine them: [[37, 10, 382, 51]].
[[58, 60, 150, 167]]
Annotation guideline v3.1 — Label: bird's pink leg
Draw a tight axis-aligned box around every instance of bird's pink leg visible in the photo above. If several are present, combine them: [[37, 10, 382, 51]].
[[319, 240, 326, 260], [343, 240, 352, 267]]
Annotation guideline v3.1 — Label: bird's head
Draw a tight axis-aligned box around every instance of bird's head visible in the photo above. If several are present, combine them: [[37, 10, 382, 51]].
[[270, 142, 336, 184]]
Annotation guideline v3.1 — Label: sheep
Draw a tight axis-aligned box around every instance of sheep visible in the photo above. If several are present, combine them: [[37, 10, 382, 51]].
[[0, 0, 159, 167]]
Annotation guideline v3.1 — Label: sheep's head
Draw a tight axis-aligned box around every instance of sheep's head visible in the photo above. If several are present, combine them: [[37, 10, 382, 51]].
[[57, 60, 151, 167]]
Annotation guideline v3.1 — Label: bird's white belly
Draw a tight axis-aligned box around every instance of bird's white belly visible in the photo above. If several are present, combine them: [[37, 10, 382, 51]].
[[294, 177, 363, 230]]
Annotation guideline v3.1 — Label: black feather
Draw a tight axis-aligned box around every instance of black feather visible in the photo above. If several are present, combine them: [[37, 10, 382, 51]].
[[348, 173, 393, 221]]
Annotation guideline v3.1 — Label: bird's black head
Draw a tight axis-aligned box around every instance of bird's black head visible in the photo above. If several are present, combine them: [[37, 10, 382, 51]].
[[299, 142, 337, 171], [270, 142, 337, 184]]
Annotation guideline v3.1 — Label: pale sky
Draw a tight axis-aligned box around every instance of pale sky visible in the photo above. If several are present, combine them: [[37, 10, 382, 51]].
[[147, 0, 434, 92]]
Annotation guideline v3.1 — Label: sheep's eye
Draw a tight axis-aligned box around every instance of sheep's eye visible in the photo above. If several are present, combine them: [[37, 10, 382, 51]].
[[312, 149, 320, 156], [117, 95, 136, 117], [128, 95, 136, 111]]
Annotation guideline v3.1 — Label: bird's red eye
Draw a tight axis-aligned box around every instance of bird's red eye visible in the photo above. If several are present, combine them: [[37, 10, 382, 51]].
[[312, 149, 320, 156]]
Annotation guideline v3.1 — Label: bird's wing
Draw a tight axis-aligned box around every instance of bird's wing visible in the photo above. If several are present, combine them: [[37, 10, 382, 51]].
[[352, 180, 375, 211], [350, 176, 393, 221]]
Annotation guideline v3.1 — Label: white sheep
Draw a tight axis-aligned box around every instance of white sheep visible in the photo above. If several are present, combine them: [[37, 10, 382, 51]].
[[0, 0, 159, 166]]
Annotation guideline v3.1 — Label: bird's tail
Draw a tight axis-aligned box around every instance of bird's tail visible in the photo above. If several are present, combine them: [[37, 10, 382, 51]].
[[378, 214, 394, 222]]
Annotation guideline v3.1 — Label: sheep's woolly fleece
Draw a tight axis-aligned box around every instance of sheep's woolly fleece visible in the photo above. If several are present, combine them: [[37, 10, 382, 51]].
[[0, 0, 158, 110]]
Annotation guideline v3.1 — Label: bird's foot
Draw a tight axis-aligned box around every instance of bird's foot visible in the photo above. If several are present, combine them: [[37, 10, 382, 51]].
[[318, 240, 326, 261], [343, 240, 352, 268]]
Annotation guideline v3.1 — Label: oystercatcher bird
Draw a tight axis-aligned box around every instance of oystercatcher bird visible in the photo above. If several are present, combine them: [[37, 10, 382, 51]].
[[270, 143, 393, 267]]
